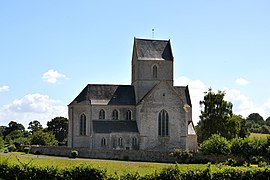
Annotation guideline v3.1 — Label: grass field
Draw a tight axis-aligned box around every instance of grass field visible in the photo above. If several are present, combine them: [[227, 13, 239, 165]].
[[249, 133, 270, 139], [0, 153, 210, 176]]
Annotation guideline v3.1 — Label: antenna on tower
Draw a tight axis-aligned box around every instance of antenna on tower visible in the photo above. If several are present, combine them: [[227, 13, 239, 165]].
[[152, 28, 155, 39]]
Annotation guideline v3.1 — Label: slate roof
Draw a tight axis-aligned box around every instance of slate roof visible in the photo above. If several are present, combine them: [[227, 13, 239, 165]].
[[93, 120, 139, 133], [173, 86, 192, 107], [134, 38, 173, 61], [70, 84, 136, 105]]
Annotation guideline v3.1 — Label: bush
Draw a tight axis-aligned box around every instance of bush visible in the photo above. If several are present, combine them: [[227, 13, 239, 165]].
[[8, 144, 16, 152], [199, 134, 231, 155], [71, 150, 78, 158], [171, 149, 193, 163], [23, 147, 30, 154]]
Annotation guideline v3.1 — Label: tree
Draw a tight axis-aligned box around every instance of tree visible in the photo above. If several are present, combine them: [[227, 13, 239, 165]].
[[30, 130, 57, 146], [3, 121, 25, 139], [246, 113, 264, 125], [266, 117, 270, 126], [28, 120, 43, 134], [47, 117, 68, 143], [0, 136, 4, 150], [196, 89, 233, 143]]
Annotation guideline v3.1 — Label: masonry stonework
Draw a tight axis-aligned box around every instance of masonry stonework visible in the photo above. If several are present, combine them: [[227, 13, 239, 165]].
[[68, 38, 198, 157]]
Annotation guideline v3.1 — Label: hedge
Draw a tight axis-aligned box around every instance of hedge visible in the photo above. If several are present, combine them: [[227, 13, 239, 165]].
[[0, 161, 269, 179]]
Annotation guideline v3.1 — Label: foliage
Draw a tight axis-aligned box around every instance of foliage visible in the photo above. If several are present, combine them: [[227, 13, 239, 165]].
[[0, 137, 4, 150], [197, 89, 234, 143], [3, 121, 25, 139], [170, 149, 193, 163], [247, 113, 265, 125], [71, 150, 78, 158], [1, 158, 270, 180], [199, 134, 231, 155], [47, 117, 68, 143], [29, 130, 58, 146], [8, 144, 16, 152], [28, 120, 43, 134], [23, 147, 31, 154]]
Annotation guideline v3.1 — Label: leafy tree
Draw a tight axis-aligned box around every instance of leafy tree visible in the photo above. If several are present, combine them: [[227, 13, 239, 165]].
[[30, 130, 58, 146], [3, 121, 25, 139], [0, 126, 6, 137], [28, 120, 43, 134], [266, 117, 270, 126], [47, 117, 68, 143], [196, 89, 233, 142], [246, 113, 264, 125]]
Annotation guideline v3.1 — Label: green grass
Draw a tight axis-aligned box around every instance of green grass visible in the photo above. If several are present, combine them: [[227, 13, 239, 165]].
[[0, 153, 210, 176], [249, 133, 270, 139]]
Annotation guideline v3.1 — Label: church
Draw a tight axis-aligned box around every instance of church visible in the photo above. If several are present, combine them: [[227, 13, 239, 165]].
[[68, 38, 197, 152]]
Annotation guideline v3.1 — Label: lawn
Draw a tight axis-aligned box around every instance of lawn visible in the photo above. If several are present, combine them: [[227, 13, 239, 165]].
[[0, 153, 208, 176], [249, 133, 270, 139]]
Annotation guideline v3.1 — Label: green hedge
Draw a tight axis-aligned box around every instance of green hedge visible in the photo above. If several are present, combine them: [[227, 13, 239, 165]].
[[0, 161, 269, 180]]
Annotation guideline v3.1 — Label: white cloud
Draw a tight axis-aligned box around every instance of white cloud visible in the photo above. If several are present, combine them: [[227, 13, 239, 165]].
[[42, 69, 67, 84], [0, 93, 67, 127], [235, 77, 249, 86], [175, 76, 270, 124], [0, 85, 9, 92]]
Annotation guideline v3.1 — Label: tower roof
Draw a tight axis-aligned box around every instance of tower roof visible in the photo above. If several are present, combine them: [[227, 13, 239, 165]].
[[134, 38, 173, 61]]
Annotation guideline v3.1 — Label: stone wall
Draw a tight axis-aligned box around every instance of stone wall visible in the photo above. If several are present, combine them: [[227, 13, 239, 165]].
[[29, 146, 176, 163]]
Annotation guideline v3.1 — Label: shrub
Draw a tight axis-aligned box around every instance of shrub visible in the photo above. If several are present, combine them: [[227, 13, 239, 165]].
[[71, 150, 78, 158], [199, 134, 231, 155], [8, 144, 16, 152], [23, 147, 31, 154], [171, 149, 193, 163]]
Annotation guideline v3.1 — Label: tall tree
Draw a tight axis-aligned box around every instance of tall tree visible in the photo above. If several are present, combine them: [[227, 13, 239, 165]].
[[196, 89, 233, 143], [47, 117, 68, 143], [3, 121, 25, 139], [30, 130, 57, 146], [28, 120, 43, 134], [266, 117, 270, 126], [247, 113, 265, 125]]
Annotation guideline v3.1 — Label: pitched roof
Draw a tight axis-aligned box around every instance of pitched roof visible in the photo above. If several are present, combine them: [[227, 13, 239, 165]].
[[134, 38, 173, 61], [173, 86, 192, 107], [70, 84, 136, 105], [93, 120, 139, 133]]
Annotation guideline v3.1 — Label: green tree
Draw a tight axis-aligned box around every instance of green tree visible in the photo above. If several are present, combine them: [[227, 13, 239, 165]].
[[3, 121, 25, 139], [47, 117, 68, 143], [30, 130, 57, 146], [28, 120, 43, 134], [196, 89, 233, 143], [266, 117, 270, 126], [246, 113, 265, 125]]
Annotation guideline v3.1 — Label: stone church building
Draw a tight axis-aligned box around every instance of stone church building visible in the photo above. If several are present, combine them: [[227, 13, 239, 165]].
[[68, 38, 197, 152]]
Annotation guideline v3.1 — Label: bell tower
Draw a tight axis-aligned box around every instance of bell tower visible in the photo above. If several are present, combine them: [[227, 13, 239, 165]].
[[131, 38, 174, 103]]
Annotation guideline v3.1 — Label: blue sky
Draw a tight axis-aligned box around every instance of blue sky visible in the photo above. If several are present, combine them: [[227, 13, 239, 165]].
[[0, 0, 270, 127]]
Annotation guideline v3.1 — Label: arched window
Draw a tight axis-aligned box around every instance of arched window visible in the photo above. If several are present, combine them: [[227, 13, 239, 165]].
[[132, 137, 138, 146], [158, 110, 169, 137], [153, 65, 158, 79], [80, 114, 86, 136], [118, 137, 123, 146], [101, 137, 106, 147], [112, 109, 118, 120], [126, 110, 132, 120], [99, 109, 105, 119]]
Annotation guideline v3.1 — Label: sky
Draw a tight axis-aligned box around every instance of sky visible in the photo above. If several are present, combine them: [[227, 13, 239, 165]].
[[0, 1, 270, 128]]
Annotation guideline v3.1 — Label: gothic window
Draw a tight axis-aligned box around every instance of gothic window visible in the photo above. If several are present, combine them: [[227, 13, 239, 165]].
[[112, 109, 119, 120], [118, 137, 123, 146], [126, 110, 132, 120], [99, 109, 105, 119], [158, 110, 169, 137], [80, 114, 86, 136], [153, 65, 158, 79], [101, 137, 106, 147], [132, 137, 138, 146]]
